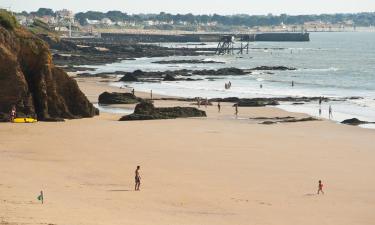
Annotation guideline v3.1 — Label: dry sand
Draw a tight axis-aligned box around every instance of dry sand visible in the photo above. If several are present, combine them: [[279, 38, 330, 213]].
[[1, 77, 374, 225]]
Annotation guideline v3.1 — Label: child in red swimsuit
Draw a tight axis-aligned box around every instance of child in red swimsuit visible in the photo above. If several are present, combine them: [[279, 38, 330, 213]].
[[317, 180, 324, 195]]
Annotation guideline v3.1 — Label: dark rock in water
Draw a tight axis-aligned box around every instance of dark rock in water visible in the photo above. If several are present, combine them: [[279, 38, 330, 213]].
[[236, 99, 279, 107], [341, 118, 374, 126], [120, 102, 206, 121], [250, 66, 296, 71], [120, 73, 139, 82], [98, 92, 140, 104], [279, 117, 319, 123], [163, 74, 176, 81], [0, 14, 97, 121], [193, 67, 248, 76], [258, 117, 319, 125]]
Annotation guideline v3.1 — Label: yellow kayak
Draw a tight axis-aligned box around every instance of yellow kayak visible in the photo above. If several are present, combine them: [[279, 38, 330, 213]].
[[13, 118, 37, 123]]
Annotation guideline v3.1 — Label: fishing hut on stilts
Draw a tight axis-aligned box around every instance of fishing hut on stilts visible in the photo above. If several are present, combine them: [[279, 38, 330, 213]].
[[216, 35, 235, 55]]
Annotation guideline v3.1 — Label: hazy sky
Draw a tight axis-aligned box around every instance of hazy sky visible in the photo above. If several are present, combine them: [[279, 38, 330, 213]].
[[1, 0, 375, 15]]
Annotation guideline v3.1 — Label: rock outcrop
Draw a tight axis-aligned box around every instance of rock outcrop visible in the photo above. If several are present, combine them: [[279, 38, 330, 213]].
[[0, 11, 97, 121], [236, 99, 279, 107], [120, 102, 206, 121], [341, 118, 375, 126], [98, 92, 140, 104]]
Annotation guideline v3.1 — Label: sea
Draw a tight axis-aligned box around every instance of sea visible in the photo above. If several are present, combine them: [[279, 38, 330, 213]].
[[82, 32, 375, 129]]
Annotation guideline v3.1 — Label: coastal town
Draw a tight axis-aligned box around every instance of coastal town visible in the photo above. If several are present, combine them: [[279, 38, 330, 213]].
[[8, 8, 375, 38]]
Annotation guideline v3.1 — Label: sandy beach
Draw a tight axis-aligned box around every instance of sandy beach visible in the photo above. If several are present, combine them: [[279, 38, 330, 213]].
[[1, 77, 374, 225]]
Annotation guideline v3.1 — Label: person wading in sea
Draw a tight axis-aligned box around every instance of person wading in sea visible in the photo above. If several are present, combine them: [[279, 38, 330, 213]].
[[329, 105, 333, 119], [135, 166, 141, 191]]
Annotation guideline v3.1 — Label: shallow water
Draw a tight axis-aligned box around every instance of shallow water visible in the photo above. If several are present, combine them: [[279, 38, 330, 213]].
[[86, 32, 375, 128]]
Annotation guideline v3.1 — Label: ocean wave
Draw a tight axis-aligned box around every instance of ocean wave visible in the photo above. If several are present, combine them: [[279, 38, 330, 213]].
[[298, 67, 339, 72]]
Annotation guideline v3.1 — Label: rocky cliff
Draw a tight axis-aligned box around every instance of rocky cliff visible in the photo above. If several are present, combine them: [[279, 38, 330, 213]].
[[0, 10, 97, 121]]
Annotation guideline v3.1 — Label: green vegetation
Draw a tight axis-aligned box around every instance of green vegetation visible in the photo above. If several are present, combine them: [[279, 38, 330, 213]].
[[73, 11, 375, 27], [28, 19, 59, 41], [0, 9, 19, 30]]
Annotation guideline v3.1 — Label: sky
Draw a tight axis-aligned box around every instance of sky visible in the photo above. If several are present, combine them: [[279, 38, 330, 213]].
[[1, 0, 375, 15]]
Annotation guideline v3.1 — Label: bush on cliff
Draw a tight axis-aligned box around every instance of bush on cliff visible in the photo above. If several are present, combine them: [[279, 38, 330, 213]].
[[0, 10, 19, 30]]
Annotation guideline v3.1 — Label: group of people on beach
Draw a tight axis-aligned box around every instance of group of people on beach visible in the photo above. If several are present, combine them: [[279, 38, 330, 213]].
[[318, 96, 333, 119]]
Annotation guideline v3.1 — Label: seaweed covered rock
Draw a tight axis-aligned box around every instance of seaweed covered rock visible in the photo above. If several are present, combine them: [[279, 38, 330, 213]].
[[341, 118, 374, 126], [163, 74, 176, 81], [236, 99, 279, 107], [120, 102, 206, 121], [0, 10, 97, 121], [98, 92, 140, 104], [119, 73, 139, 82]]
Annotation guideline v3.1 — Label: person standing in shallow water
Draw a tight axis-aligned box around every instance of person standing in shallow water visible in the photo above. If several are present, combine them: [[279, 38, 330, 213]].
[[135, 166, 141, 191], [329, 105, 333, 119], [317, 180, 324, 195]]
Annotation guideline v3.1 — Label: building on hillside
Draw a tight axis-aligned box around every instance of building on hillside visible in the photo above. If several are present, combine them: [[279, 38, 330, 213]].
[[101, 18, 113, 26], [56, 9, 74, 23], [86, 19, 100, 25]]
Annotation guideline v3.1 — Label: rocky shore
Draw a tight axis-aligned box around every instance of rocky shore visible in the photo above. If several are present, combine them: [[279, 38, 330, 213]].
[[0, 12, 97, 121], [42, 37, 209, 71], [120, 101, 206, 121]]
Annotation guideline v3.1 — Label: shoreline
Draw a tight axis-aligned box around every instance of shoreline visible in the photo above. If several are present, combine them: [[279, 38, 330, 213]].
[[76, 76, 375, 130], [1, 75, 375, 225], [83, 74, 373, 129]]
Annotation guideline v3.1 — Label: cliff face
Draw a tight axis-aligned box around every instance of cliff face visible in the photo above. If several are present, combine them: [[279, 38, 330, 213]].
[[0, 12, 97, 121]]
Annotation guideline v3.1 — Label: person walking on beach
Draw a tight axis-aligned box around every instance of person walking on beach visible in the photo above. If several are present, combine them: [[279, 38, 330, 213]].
[[197, 97, 201, 108], [135, 166, 141, 191], [150, 90, 153, 100], [329, 105, 333, 119], [317, 180, 324, 195], [235, 104, 238, 117], [132, 88, 135, 95], [217, 102, 221, 113], [9, 105, 16, 122], [205, 97, 208, 108]]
